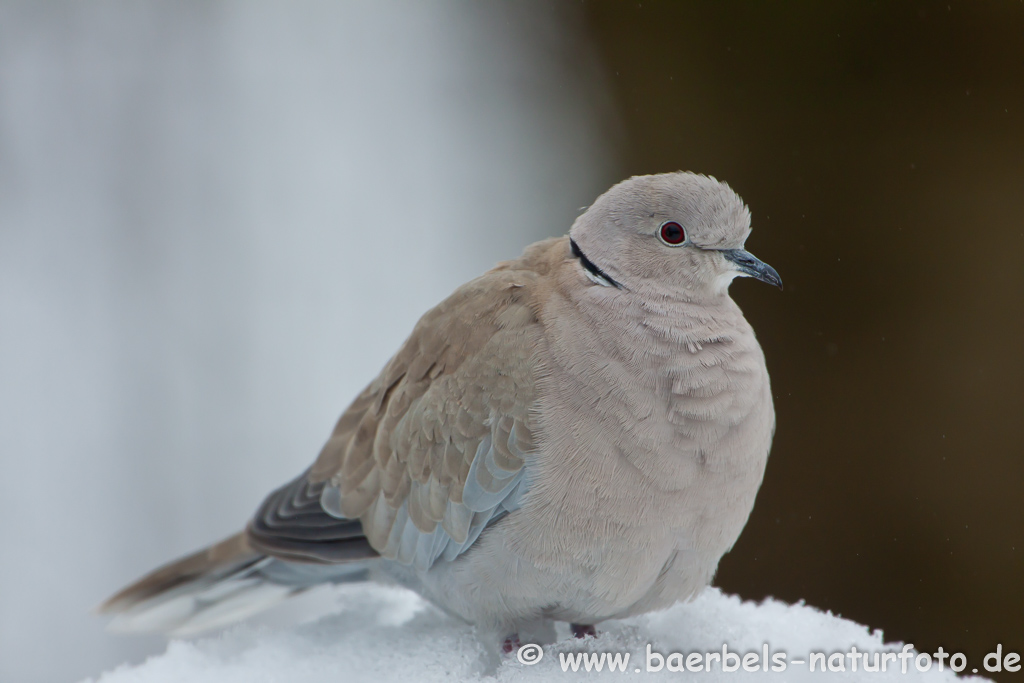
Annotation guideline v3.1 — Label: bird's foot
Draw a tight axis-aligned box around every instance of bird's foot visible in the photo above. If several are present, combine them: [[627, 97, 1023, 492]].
[[570, 623, 597, 639], [501, 633, 521, 655]]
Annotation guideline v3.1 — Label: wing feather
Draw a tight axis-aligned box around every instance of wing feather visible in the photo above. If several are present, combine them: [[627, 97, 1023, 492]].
[[253, 255, 555, 570]]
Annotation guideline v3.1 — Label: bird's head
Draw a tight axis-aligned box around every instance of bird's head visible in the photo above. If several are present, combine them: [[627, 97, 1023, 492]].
[[568, 172, 781, 300]]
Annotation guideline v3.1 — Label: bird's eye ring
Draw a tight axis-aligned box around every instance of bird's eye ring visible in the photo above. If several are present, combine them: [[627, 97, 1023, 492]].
[[659, 221, 686, 246]]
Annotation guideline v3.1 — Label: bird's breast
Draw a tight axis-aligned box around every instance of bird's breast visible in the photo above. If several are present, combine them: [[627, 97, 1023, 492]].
[[512, 293, 774, 598]]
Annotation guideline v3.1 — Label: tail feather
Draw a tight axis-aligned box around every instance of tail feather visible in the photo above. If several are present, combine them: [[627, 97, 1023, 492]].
[[100, 533, 260, 613], [99, 532, 373, 636]]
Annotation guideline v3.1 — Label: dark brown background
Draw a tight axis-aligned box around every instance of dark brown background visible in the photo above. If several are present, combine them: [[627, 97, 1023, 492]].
[[582, 1, 1024, 677]]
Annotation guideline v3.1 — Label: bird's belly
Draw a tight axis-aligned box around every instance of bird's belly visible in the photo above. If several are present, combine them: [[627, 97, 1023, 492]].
[[407, 515, 686, 628], [408, 483, 734, 629]]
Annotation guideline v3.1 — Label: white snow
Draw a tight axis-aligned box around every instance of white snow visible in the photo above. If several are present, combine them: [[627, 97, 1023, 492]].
[[84, 585, 991, 682]]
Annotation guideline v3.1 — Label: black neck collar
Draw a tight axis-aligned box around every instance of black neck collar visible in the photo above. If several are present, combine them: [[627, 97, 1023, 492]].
[[570, 238, 622, 289]]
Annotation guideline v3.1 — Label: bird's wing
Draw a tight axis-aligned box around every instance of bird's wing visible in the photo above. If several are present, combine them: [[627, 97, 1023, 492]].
[[247, 255, 552, 572]]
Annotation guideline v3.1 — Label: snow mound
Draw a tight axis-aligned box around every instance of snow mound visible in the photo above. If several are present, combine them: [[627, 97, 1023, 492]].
[[84, 585, 989, 682]]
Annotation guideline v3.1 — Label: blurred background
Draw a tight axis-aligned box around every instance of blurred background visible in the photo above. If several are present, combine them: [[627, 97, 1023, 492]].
[[0, 2, 1021, 681]]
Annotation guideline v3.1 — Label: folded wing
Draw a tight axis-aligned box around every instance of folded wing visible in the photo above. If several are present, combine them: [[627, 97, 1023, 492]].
[[248, 265, 546, 572]]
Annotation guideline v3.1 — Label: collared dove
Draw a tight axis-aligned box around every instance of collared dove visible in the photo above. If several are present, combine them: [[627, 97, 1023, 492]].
[[100, 172, 781, 649]]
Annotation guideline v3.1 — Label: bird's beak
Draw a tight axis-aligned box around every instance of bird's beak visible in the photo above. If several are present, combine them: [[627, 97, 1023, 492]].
[[722, 249, 783, 289]]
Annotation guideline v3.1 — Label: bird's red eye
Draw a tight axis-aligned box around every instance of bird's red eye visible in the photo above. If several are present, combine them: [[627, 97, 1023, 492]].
[[659, 221, 686, 245]]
